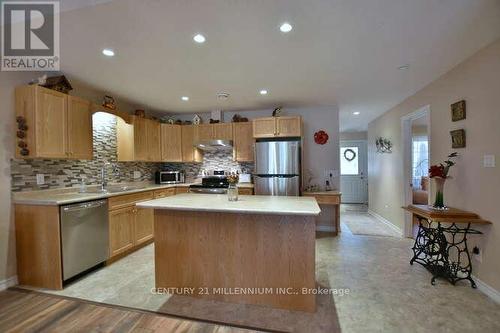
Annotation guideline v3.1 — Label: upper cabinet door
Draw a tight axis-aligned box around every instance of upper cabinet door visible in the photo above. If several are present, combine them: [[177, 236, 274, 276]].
[[276, 116, 302, 137], [161, 124, 182, 162], [67, 96, 93, 160], [252, 117, 276, 138], [196, 124, 214, 141], [35, 87, 68, 158], [213, 123, 233, 140], [116, 117, 134, 162], [233, 122, 254, 161], [147, 119, 161, 161], [133, 117, 148, 161], [181, 125, 197, 162]]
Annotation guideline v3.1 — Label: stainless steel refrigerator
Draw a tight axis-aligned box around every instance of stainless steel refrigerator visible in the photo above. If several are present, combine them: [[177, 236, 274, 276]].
[[254, 139, 301, 196]]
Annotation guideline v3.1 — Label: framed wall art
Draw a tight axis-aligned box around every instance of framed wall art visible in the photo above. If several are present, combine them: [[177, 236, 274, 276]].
[[451, 100, 466, 122], [450, 129, 466, 148]]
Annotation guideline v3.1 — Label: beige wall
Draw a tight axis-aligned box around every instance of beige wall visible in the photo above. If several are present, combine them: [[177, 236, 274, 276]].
[[368, 38, 500, 291], [340, 131, 368, 141], [0, 74, 137, 285], [0, 72, 42, 284]]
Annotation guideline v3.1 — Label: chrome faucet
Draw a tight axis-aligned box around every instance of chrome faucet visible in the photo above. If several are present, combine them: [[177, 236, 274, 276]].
[[101, 162, 111, 191]]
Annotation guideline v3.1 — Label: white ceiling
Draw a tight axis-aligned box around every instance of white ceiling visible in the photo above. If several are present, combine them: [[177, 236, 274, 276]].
[[58, 0, 500, 131]]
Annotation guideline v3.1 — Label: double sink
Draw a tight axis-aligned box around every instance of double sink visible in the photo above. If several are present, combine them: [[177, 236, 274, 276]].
[[79, 184, 146, 194]]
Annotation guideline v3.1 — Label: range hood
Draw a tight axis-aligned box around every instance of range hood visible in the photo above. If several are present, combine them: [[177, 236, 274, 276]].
[[194, 140, 233, 152]]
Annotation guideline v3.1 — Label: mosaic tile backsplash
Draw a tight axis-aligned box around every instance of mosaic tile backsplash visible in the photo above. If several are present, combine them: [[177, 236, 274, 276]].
[[11, 112, 253, 191]]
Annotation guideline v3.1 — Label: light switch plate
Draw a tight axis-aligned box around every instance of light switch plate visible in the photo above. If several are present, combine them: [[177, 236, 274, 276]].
[[483, 155, 495, 168], [133, 171, 141, 179], [36, 174, 45, 185]]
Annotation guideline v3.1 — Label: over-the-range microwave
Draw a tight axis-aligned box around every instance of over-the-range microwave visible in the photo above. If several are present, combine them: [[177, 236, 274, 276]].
[[155, 171, 185, 184]]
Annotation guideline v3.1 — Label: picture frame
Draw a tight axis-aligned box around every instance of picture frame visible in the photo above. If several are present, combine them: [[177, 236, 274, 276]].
[[451, 100, 466, 122], [450, 129, 466, 148]]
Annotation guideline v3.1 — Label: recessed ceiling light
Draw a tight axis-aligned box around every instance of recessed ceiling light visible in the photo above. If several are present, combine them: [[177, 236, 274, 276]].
[[280, 22, 293, 33], [193, 34, 206, 43], [259, 89, 268, 95], [102, 48, 115, 57], [353, 111, 360, 115], [398, 64, 410, 70], [181, 96, 189, 101]]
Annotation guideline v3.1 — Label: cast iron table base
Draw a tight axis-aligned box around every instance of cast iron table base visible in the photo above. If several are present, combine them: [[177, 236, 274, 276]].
[[410, 216, 481, 288]]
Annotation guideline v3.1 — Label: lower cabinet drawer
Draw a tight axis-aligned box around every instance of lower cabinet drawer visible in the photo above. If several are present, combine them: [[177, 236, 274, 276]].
[[238, 188, 254, 195], [175, 187, 189, 194], [154, 188, 175, 198], [108, 191, 154, 210]]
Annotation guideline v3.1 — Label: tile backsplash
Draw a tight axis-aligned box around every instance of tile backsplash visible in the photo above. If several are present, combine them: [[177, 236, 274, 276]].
[[11, 112, 253, 192]]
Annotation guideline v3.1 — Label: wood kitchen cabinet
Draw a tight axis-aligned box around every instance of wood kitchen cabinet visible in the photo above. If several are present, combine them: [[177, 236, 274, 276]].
[[15, 85, 93, 159], [233, 122, 254, 161], [109, 206, 136, 257], [195, 124, 214, 141], [252, 116, 302, 138], [181, 125, 202, 162], [133, 116, 161, 161], [161, 124, 182, 162], [67, 96, 93, 160], [213, 123, 233, 140], [194, 123, 233, 141], [108, 191, 155, 259], [116, 117, 134, 162], [238, 188, 254, 195], [135, 207, 154, 245]]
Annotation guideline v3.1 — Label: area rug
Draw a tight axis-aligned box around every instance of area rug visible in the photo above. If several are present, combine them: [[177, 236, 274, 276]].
[[342, 211, 400, 237]]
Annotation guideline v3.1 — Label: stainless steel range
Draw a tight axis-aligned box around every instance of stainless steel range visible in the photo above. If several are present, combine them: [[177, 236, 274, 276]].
[[189, 176, 229, 194]]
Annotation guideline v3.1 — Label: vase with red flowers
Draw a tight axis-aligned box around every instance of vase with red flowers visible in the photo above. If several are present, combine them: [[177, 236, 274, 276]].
[[428, 152, 458, 209]]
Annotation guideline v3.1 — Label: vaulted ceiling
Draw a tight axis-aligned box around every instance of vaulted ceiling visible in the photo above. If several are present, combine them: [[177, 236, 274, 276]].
[[58, 0, 500, 131]]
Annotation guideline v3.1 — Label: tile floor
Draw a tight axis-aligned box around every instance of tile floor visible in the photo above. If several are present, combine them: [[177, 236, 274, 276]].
[[30, 209, 500, 333]]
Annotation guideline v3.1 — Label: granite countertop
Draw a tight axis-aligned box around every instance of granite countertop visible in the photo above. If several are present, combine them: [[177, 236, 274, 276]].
[[13, 182, 255, 206], [136, 193, 321, 216]]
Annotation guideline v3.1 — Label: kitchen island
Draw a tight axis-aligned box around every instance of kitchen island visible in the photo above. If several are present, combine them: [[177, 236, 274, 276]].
[[137, 193, 321, 312]]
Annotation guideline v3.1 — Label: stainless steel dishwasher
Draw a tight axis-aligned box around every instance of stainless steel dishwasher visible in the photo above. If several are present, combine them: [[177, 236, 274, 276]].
[[60, 199, 109, 281]]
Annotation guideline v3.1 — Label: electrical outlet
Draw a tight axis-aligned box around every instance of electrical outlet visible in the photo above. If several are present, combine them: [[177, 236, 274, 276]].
[[36, 174, 45, 185], [133, 171, 141, 179], [472, 246, 482, 263]]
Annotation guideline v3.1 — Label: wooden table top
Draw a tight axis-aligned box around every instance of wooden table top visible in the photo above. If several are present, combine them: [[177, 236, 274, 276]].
[[403, 204, 491, 224], [302, 191, 342, 196]]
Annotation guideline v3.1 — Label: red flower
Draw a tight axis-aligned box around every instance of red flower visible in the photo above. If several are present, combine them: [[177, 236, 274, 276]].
[[429, 165, 445, 178]]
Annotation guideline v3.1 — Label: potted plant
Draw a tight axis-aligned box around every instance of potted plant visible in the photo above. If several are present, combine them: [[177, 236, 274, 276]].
[[428, 152, 458, 209]]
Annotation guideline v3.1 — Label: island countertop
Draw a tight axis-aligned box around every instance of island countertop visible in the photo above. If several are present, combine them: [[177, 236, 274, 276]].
[[136, 193, 321, 216]]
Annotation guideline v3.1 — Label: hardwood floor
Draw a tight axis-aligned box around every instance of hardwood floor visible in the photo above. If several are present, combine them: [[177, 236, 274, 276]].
[[0, 289, 262, 333]]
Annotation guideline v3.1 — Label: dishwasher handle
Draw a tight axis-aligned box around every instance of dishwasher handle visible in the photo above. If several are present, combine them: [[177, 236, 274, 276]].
[[62, 200, 107, 212]]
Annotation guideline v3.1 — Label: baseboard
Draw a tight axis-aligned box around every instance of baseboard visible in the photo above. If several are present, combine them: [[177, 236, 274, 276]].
[[473, 275, 500, 304], [368, 210, 403, 237], [316, 226, 335, 232], [0, 276, 18, 291]]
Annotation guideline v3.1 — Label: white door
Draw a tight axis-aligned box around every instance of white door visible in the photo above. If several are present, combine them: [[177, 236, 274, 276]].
[[340, 140, 368, 203]]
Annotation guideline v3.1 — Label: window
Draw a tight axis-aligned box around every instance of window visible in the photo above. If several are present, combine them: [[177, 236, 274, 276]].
[[412, 136, 428, 189], [341, 147, 359, 175]]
